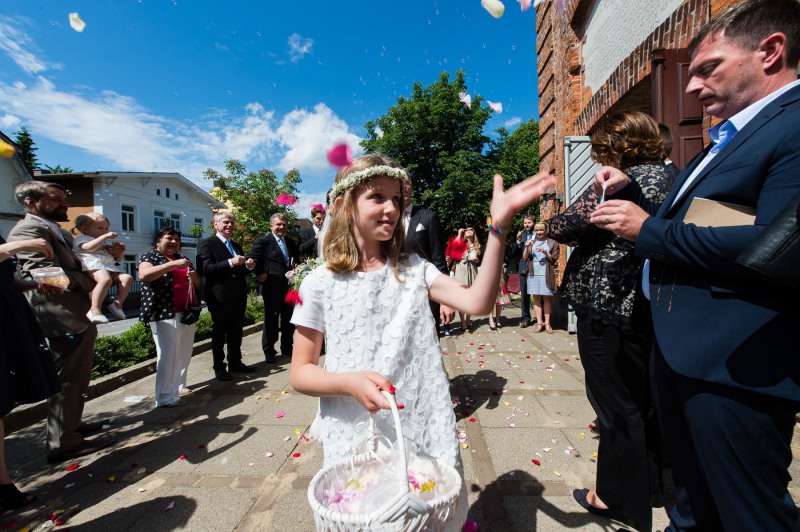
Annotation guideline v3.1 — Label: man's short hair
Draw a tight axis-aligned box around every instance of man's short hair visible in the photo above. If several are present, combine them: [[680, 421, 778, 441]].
[[213, 212, 235, 224], [270, 212, 288, 224], [523, 214, 535, 222], [15, 181, 65, 205], [658, 124, 674, 157], [690, 0, 800, 66], [311, 207, 324, 217]]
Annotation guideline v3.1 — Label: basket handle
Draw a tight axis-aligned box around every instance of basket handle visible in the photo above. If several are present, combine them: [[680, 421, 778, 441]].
[[365, 391, 408, 489]]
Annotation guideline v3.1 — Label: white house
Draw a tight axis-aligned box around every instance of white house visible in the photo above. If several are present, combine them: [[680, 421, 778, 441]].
[[37, 171, 227, 279], [0, 131, 33, 238]]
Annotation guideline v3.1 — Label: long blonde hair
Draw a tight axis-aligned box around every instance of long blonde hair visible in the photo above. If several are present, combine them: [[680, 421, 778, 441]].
[[323, 153, 409, 276], [465, 227, 481, 257]]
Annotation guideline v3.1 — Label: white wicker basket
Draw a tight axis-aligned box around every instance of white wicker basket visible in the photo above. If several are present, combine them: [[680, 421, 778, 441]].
[[308, 391, 462, 531]]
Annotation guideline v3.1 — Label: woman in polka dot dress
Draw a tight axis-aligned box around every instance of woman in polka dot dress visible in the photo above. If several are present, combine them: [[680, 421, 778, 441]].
[[138, 228, 201, 407]]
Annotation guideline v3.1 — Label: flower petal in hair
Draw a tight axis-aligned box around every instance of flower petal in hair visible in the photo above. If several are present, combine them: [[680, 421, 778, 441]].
[[274, 193, 297, 205], [326, 143, 352, 168]]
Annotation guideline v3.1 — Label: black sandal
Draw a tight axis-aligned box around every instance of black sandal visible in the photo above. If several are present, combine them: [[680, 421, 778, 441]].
[[0, 483, 36, 512]]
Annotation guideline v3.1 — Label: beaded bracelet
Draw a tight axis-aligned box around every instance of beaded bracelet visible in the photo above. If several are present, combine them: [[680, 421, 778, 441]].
[[485, 216, 506, 234]]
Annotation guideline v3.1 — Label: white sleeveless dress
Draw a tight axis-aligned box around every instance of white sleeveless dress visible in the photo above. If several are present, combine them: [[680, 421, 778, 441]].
[[291, 254, 467, 527]]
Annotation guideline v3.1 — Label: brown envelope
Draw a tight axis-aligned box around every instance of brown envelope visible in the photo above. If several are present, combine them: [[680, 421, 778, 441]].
[[683, 197, 756, 227]]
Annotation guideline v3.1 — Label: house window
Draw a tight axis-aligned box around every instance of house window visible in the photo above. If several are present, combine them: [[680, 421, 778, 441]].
[[170, 213, 182, 232], [193, 217, 204, 237], [175, 193, 179, 201], [123, 254, 137, 279], [153, 210, 167, 232], [166, 187, 171, 198], [156, 188, 161, 196], [121, 205, 135, 232]]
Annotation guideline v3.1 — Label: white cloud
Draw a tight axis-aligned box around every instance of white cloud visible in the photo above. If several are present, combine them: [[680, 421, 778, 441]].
[[504, 117, 522, 128], [275, 103, 362, 174], [0, 114, 20, 129], [287, 33, 313, 62], [0, 16, 56, 74]]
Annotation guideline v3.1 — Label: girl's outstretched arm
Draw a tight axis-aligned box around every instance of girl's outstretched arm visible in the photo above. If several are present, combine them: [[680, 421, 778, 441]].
[[290, 326, 398, 414], [429, 171, 555, 315]]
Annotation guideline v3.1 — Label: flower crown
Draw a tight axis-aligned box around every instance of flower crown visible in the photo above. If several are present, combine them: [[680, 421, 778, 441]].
[[330, 165, 408, 199]]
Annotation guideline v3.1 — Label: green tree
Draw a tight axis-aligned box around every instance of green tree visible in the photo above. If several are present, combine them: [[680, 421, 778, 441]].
[[204, 160, 301, 249], [361, 70, 491, 197], [43, 164, 73, 174], [487, 119, 542, 221], [14, 126, 38, 175]]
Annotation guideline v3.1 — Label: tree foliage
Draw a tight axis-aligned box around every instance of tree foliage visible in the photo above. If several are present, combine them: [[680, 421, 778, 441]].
[[14, 126, 38, 175], [43, 164, 73, 174], [204, 160, 301, 249], [487, 119, 542, 221]]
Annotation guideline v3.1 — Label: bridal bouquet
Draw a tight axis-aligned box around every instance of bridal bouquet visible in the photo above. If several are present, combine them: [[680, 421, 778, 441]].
[[284, 257, 323, 304]]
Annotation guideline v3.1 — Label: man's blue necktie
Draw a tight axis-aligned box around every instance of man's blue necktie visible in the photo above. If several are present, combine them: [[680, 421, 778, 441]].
[[225, 239, 235, 257], [277, 238, 289, 266]]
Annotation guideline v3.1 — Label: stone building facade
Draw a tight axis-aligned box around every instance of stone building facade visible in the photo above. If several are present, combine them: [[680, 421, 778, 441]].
[[536, 0, 740, 275]]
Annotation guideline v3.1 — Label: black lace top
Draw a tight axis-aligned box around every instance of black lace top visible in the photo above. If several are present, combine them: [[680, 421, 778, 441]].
[[548, 162, 675, 328]]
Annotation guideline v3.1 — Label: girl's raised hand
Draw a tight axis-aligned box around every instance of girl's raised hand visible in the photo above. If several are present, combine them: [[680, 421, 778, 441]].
[[345, 370, 400, 414], [490, 171, 556, 230]]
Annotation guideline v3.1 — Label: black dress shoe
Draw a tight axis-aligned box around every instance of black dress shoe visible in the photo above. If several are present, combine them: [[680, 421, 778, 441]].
[[520, 320, 531, 328], [264, 354, 277, 364], [215, 369, 233, 381], [228, 363, 255, 373], [573, 489, 629, 522], [47, 436, 116, 464], [77, 419, 110, 435]]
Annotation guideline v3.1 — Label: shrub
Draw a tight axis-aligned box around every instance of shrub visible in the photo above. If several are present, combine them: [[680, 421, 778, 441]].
[[244, 291, 264, 324], [194, 311, 214, 342]]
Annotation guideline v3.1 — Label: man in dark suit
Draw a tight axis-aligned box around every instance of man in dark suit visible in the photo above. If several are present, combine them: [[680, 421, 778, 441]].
[[402, 177, 454, 335], [9, 182, 116, 463], [196, 213, 256, 381], [592, 1, 800, 528], [247, 213, 299, 363], [298, 205, 325, 259], [511, 214, 536, 327]]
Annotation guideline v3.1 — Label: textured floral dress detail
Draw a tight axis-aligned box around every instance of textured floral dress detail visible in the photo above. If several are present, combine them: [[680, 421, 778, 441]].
[[548, 162, 675, 328], [291, 254, 467, 527]]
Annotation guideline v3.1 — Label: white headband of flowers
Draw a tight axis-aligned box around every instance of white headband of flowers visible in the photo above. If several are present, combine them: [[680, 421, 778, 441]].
[[331, 165, 408, 199]]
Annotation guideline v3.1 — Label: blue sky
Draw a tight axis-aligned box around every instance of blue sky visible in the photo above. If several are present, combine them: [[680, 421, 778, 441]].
[[0, 1, 539, 207]]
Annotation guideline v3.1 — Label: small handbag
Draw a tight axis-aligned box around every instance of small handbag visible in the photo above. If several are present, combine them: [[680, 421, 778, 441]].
[[735, 190, 800, 290], [180, 281, 202, 325]]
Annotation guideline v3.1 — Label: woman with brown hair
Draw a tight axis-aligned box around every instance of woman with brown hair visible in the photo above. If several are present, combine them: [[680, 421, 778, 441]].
[[548, 110, 675, 531], [453, 227, 480, 332]]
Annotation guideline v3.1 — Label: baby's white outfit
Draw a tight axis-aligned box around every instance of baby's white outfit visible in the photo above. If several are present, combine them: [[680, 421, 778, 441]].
[[73, 235, 124, 272], [291, 254, 467, 528]]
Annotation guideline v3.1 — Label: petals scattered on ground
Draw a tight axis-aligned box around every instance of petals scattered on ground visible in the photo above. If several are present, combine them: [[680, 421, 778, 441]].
[[164, 501, 175, 511], [275, 411, 285, 419], [65, 463, 80, 472]]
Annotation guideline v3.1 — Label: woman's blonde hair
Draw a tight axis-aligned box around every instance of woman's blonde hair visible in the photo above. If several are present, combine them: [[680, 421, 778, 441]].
[[534, 222, 547, 231], [464, 227, 481, 257], [323, 153, 409, 276], [590, 111, 664, 169], [73, 212, 109, 234]]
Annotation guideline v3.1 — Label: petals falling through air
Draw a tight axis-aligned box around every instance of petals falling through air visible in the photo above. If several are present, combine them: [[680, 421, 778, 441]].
[[481, 0, 506, 18], [487, 101, 503, 113], [69, 12, 86, 32], [458, 92, 472, 108], [556, 0, 566, 12], [274, 193, 297, 206], [519, 0, 533, 10], [326, 143, 352, 168]]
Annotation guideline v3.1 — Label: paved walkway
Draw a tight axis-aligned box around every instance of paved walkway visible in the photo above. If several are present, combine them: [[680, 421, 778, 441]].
[[4, 317, 799, 531]]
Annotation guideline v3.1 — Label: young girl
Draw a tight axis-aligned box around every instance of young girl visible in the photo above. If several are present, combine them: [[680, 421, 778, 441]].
[[73, 213, 134, 323], [290, 154, 553, 528], [523, 221, 560, 333], [453, 227, 481, 332]]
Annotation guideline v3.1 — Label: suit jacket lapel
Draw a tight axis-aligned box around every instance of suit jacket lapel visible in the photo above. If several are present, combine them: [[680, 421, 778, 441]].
[[406, 206, 419, 243]]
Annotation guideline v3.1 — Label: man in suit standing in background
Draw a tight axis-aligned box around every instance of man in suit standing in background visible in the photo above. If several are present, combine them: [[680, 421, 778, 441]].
[[196, 213, 256, 381], [402, 176, 454, 335], [592, 1, 800, 528], [247, 213, 299, 364], [9, 182, 116, 463], [511, 214, 536, 328], [298, 205, 325, 259]]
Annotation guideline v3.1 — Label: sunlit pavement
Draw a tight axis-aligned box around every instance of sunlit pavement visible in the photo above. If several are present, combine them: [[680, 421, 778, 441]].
[[4, 311, 799, 531]]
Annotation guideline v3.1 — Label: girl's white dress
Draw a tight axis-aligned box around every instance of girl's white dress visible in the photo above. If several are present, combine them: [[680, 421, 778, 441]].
[[291, 254, 467, 527], [73, 235, 124, 272]]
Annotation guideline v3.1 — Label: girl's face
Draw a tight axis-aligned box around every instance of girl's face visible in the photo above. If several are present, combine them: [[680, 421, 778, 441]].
[[535, 227, 546, 239], [352, 176, 401, 244], [86, 219, 110, 238], [465, 228, 474, 239]]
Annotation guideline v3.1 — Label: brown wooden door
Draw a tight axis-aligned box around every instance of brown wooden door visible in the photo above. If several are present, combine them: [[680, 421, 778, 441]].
[[652, 48, 705, 169]]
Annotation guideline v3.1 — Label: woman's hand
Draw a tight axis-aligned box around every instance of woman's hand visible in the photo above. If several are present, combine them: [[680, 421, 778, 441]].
[[490, 172, 556, 230], [170, 258, 191, 269], [187, 269, 201, 285], [344, 371, 400, 414]]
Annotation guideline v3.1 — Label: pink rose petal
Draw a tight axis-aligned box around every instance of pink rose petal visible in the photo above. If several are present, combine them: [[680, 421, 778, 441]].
[[326, 143, 352, 167], [275, 411, 285, 419], [274, 193, 297, 206]]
